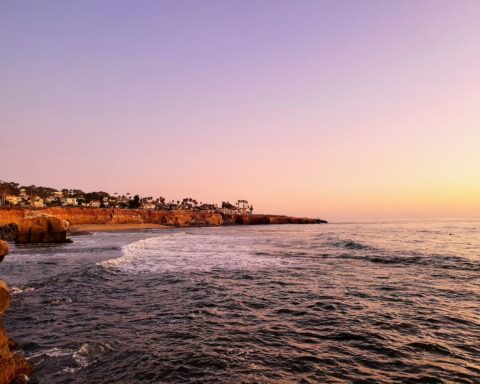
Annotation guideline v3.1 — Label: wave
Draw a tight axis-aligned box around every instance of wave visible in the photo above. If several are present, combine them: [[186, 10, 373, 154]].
[[320, 252, 479, 271], [27, 342, 112, 374], [330, 239, 375, 250], [65, 342, 113, 373], [98, 232, 286, 274], [10, 286, 35, 294]]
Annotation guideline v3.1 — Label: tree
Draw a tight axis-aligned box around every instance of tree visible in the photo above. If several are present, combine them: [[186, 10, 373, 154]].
[[222, 201, 235, 210], [128, 195, 140, 209]]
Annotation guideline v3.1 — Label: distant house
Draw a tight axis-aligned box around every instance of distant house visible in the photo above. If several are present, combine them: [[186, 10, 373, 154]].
[[62, 197, 78, 207], [141, 203, 156, 210], [30, 197, 45, 208], [237, 207, 249, 215], [5, 195, 21, 206], [88, 200, 101, 208], [220, 208, 237, 215], [220, 206, 251, 215]]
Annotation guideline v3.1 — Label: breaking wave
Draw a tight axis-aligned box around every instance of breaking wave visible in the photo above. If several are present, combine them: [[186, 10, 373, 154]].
[[98, 232, 287, 274], [27, 342, 112, 374]]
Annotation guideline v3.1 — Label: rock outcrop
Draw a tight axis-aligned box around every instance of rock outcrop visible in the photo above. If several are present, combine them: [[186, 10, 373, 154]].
[[15, 213, 70, 244], [0, 242, 32, 384], [158, 211, 224, 227], [222, 214, 327, 225]]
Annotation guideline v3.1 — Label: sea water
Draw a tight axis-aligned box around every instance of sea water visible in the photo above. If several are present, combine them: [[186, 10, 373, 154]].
[[1, 220, 479, 383]]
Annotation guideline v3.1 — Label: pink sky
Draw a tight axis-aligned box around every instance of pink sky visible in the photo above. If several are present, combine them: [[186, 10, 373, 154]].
[[1, 1, 479, 220]]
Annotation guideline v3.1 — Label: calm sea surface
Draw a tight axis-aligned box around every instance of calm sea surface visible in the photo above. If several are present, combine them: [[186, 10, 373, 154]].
[[1, 220, 479, 383]]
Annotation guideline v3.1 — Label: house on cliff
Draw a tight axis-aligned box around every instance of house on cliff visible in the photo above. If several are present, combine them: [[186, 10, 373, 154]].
[[5, 195, 21, 206], [141, 203, 156, 210], [62, 197, 78, 207], [30, 197, 45, 208]]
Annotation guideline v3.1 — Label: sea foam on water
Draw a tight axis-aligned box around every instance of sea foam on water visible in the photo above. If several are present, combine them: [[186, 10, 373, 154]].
[[99, 231, 287, 274]]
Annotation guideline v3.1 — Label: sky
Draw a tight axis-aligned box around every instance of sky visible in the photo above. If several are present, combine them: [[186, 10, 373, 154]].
[[1, 0, 479, 220]]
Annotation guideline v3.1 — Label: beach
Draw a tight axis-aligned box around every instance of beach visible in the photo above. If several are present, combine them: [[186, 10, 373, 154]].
[[69, 223, 170, 232]]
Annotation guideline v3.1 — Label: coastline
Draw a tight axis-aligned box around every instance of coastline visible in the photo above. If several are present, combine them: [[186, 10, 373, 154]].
[[0, 208, 328, 228]]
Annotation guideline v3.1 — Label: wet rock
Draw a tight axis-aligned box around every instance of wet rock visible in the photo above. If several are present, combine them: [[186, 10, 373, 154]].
[[0, 241, 8, 263], [0, 320, 32, 384], [0, 224, 18, 242], [0, 282, 9, 317], [15, 213, 71, 244]]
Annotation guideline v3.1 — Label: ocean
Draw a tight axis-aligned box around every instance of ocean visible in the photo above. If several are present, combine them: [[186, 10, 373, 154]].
[[1, 220, 479, 383]]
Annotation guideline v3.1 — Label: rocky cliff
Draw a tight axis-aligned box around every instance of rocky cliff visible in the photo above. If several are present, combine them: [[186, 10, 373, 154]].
[[223, 214, 327, 225], [0, 208, 224, 227], [0, 208, 326, 228]]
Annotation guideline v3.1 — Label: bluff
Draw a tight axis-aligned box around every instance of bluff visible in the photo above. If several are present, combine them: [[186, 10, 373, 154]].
[[0, 208, 326, 228]]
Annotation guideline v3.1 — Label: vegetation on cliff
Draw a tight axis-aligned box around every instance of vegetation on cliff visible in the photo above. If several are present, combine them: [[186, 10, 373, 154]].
[[0, 180, 253, 214]]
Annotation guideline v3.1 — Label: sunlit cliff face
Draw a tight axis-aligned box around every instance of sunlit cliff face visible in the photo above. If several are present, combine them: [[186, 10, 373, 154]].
[[1, 1, 480, 219]]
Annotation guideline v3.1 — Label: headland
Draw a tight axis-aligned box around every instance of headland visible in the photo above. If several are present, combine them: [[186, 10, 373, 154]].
[[0, 207, 327, 233]]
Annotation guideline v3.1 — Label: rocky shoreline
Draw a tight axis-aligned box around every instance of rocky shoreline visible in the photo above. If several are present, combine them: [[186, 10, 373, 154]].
[[0, 240, 32, 384], [0, 208, 327, 237]]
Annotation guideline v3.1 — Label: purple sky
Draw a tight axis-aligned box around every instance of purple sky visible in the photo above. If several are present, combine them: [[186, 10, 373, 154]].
[[1, 1, 480, 219]]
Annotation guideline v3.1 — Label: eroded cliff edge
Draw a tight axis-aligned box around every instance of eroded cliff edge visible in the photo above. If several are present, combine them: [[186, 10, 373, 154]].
[[0, 208, 327, 228]]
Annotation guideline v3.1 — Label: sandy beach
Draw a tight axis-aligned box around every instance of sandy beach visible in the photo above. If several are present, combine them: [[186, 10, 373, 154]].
[[69, 223, 170, 232]]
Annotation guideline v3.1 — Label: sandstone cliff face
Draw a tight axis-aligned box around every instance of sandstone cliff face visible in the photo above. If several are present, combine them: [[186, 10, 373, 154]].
[[0, 208, 326, 228], [0, 241, 32, 384], [0, 211, 25, 226], [15, 214, 70, 244], [158, 211, 223, 227], [0, 208, 225, 227]]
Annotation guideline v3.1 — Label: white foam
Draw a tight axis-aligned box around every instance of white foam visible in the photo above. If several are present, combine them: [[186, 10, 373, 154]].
[[10, 286, 35, 294], [28, 347, 75, 359], [98, 232, 286, 274]]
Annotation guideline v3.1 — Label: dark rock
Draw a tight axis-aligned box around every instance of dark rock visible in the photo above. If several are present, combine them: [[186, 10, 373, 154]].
[[0, 224, 17, 242]]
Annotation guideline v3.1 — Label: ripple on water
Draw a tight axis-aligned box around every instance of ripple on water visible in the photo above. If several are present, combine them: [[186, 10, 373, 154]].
[[4, 221, 480, 383]]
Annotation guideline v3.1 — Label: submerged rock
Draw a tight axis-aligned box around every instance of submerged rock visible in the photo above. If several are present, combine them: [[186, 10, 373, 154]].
[[0, 224, 18, 242], [15, 213, 71, 244]]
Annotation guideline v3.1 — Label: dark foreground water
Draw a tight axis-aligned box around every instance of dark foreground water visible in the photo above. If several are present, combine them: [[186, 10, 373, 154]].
[[1, 220, 479, 383]]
